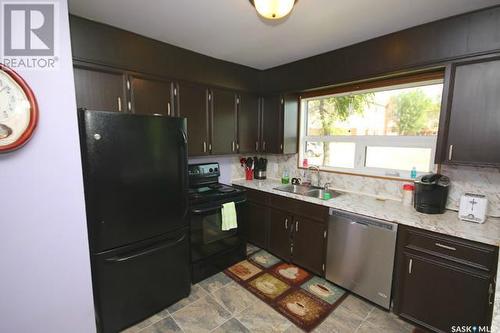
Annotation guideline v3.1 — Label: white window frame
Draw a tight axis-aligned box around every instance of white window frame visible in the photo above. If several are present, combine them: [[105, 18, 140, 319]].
[[299, 79, 443, 179]]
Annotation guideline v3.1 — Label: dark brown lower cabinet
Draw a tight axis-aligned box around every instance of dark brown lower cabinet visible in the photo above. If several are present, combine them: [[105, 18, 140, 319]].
[[240, 201, 268, 249], [268, 209, 292, 261], [394, 226, 497, 333], [292, 217, 326, 275], [240, 188, 328, 276], [396, 251, 493, 332]]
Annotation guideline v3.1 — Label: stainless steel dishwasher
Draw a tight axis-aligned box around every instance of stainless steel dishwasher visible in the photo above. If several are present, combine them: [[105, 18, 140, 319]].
[[326, 208, 398, 309]]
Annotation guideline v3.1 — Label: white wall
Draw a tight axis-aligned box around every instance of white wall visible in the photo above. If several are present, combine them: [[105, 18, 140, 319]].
[[0, 1, 96, 332]]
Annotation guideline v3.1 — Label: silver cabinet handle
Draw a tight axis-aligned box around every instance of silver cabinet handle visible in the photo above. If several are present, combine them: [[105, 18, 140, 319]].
[[255, 141, 259, 151], [209, 143, 212, 152], [284, 218, 288, 229], [167, 102, 171, 116], [448, 144, 453, 160], [408, 258, 413, 274], [263, 141, 266, 151], [117, 97, 122, 112], [236, 143, 239, 150], [280, 143, 283, 151], [127, 101, 131, 111], [435, 243, 456, 251], [232, 141, 235, 152], [203, 141, 207, 153], [295, 221, 299, 232]]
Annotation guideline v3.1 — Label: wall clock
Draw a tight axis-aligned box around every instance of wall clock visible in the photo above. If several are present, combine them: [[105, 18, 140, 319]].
[[0, 64, 38, 153]]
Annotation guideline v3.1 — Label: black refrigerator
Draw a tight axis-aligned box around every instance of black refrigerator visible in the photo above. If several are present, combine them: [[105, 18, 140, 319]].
[[78, 110, 191, 333]]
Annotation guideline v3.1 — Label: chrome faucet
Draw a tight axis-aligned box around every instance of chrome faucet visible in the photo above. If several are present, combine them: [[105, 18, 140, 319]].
[[308, 166, 321, 187], [323, 182, 331, 191]]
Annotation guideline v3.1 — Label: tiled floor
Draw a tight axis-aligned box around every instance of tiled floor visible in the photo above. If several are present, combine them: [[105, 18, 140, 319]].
[[122, 245, 416, 333]]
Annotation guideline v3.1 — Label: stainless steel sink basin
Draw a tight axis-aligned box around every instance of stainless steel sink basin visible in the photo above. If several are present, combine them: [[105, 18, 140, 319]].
[[305, 189, 342, 199], [274, 184, 312, 195], [274, 184, 342, 200]]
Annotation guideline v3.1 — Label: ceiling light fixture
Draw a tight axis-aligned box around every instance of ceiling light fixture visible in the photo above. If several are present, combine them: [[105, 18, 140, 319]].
[[249, 0, 297, 20]]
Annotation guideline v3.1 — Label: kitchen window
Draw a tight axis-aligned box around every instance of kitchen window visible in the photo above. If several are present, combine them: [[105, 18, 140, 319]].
[[299, 72, 444, 179]]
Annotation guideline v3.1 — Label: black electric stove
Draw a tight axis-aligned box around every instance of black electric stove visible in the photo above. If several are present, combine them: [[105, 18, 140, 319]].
[[188, 163, 246, 283]]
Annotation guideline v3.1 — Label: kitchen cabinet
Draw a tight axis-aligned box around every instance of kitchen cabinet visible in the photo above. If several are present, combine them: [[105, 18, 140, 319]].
[[438, 55, 500, 166], [394, 225, 498, 332], [260, 94, 299, 154], [261, 95, 282, 153], [74, 65, 127, 112], [210, 88, 238, 155], [240, 188, 328, 276], [241, 201, 269, 249], [292, 217, 327, 274], [129, 75, 175, 116], [268, 208, 292, 261], [238, 93, 260, 154], [176, 81, 210, 156]]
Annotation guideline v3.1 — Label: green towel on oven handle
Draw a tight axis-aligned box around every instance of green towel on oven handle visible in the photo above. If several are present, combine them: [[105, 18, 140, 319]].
[[221, 201, 238, 231]]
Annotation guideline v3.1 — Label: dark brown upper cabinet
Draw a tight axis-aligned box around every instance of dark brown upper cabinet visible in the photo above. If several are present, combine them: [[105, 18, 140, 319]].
[[176, 81, 210, 156], [260, 94, 299, 154], [238, 92, 260, 154], [129, 75, 175, 116], [209, 88, 238, 155], [74, 65, 127, 112], [438, 55, 500, 166], [261, 95, 281, 153]]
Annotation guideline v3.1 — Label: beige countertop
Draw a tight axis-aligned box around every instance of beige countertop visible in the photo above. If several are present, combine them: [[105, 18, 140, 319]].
[[232, 178, 500, 332]]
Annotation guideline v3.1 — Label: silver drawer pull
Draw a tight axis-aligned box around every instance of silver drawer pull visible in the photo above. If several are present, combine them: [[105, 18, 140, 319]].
[[284, 218, 288, 229], [435, 243, 456, 251], [408, 259, 413, 274]]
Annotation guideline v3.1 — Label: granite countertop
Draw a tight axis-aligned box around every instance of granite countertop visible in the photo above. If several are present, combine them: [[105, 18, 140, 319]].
[[232, 178, 500, 246], [232, 178, 500, 332]]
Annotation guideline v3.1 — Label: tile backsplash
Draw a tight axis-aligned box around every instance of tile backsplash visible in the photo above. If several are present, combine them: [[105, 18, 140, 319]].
[[231, 154, 500, 217]]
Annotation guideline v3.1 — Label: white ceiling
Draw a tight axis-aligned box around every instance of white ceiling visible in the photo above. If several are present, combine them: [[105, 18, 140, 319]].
[[68, 0, 500, 70]]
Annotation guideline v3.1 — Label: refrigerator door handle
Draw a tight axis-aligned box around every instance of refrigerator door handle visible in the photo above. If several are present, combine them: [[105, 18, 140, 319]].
[[179, 129, 189, 219], [105, 233, 186, 263]]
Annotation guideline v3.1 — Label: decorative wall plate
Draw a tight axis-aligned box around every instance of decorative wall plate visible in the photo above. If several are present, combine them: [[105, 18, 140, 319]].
[[0, 64, 38, 153]]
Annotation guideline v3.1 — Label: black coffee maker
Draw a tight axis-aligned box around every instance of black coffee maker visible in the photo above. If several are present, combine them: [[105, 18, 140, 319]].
[[414, 173, 450, 214]]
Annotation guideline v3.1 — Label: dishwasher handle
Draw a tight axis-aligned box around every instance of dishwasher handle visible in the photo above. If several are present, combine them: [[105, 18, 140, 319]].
[[329, 208, 397, 232]]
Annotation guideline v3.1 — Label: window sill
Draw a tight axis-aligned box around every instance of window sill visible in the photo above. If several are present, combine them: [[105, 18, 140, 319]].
[[296, 166, 425, 182]]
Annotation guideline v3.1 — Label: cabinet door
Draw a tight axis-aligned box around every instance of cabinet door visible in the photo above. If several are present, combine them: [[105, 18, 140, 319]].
[[238, 93, 260, 153], [240, 202, 268, 249], [268, 208, 292, 261], [396, 252, 493, 332], [282, 94, 298, 154], [129, 76, 173, 116], [445, 57, 500, 165], [261, 95, 282, 154], [210, 88, 237, 155], [177, 81, 209, 156], [292, 217, 326, 275], [74, 66, 126, 112]]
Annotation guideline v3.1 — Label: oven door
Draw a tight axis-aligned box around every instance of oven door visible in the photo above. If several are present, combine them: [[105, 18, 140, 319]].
[[190, 198, 245, 262]]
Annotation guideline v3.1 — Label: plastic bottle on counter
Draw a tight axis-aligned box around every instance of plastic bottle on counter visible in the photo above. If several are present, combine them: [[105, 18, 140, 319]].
[[410, 166, 417, 179], [281, 168, 290, 184], [402, 183, 415, 206]]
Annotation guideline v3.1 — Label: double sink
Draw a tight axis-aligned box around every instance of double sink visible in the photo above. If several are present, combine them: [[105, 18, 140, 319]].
[[274, 184, 342, 200]]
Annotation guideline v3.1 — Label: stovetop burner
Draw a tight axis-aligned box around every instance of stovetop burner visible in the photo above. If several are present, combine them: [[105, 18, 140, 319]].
[[188, 162, 245, 205]]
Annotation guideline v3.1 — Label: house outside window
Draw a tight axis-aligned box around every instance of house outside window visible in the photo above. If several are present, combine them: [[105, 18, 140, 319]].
[[299, 72, 444, 179]]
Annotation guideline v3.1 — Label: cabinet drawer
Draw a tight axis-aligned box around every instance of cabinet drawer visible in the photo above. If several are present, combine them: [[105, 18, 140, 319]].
[[269, 194, 328, 223], [402, 227, 498, 272], [245, 189, 269, 205]]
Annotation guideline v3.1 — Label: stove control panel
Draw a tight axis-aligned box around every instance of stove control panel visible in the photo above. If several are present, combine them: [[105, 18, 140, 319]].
[[188, 162, 220, 178]]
